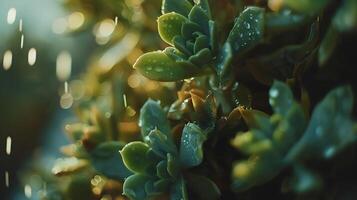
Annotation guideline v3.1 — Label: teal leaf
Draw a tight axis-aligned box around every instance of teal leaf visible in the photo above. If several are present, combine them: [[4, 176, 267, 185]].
[[216, 42, 233, 78], [158, 12, 188, 45], [162, 0, 193, 16], [173, 35, 192, 55], [90, 141, 132, 180], [167, 153, 180, 178], [182, 22, 202, 40], [120, 141, 157, 174], [269, 81, 294, 116], [193, 0, 211, 19], [123, 174, 156, 200], [147, 129, 177, 158], [179, 123, 207, 168], [289, 165, 322, 193], [287, 85, 357, 160], [134, 51, 199, 81], [140, 99, 171, 140], [156, 161, 170, 179], [170, 176, 188, 200], [193, 35, 209, 53], [227, 6, 265, 55], [189, 48, 212, 66]]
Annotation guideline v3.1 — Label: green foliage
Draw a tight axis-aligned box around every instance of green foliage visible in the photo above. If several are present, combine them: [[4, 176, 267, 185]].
[[120, 99, 218, 200], [231, 81, 357, 191]]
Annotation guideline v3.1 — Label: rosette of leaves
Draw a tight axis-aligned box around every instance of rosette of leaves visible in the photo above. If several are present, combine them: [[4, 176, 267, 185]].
[[120, 99, 220, 200], [231, 80, 357, 191], [133, 0, 218, 81]]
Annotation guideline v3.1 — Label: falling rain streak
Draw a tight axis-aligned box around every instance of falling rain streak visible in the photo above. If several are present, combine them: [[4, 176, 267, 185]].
[[3, 50, 13, 70], [20, 34, 24, 49], [123, 94, 128, 107], [60, 81, 73, 109], [28, 48, 37, 66], [6, 136, 12, 155], [5, 171, 9, 187], [7, 8, 16, 24], [19, 19, 23, 32]]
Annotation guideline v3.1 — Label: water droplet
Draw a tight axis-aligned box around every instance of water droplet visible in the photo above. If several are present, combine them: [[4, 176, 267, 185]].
[[3, 50, 12, 70], [324, 146, 336, 158], [155, 67, 164, 72], [60, 93, 73, 109], [7, 8, 16, 24], [269, 88, 279, 98], [28, 48, 37, 66]]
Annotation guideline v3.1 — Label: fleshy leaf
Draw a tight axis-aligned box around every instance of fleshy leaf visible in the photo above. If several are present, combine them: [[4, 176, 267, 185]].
[[120, 141, 157, 174], [162, 0, 193, 16], [147, 129, 177, 157], [179, 123, 207, 168], [123, 174, 156, 200], [170, 176, 188, 200], [90, 141, 132, 180], [188, 5, 210, 34], [287, 85, 357, 160], [193, 0, 211, 19], [216, 42, 233, 78], [227, 6, 265, 55], [140, 99, 171, 140], [269, 80, 294, 116], [158, 12, 188, 45], [134, 51, 199, 81], [186, 174, 221, 200]]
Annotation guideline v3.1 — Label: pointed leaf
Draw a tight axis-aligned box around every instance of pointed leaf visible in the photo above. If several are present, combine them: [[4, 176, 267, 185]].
[[227, 6, 265, 54], [123, 174, 157, 200], [134, 51, 199, 81]]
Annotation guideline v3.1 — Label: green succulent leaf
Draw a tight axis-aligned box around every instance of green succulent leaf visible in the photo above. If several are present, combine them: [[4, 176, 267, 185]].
[[193, 0, 211, 19], [227, 6, 265, 55], [90, 141, 132, 180], [140, 99, 171, 140], [123, 174, 157, 200], [188, 5, 210, 34], [216, 42, 233, 78], [179, 123, 207, 168], [134, 51, 199, 81], [120, 141, 157, 174], [162, 0, 193, 16], [186, 174, 221, 200], [158, 12, 188, 45]]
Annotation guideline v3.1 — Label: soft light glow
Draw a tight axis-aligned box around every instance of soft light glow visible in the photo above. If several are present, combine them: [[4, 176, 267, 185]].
[[68, 12, 85, 30], [52, 18, 67, 34], [98, 19, 115, 37], [24, 184, 32, 198], [3, 50, 13, 70], [123, 94, 128, 107], [60, 93, 73, 109], [56, 51, 72, 81], [28, 48, 37, 66], [7, 8, 16, 24]]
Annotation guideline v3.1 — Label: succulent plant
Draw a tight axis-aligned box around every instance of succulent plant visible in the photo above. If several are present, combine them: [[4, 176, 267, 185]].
[[231, 81, 357, 191]]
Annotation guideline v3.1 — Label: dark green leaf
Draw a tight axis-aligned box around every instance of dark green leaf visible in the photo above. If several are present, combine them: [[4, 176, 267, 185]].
[[162, 0, 193, 16], [158, 12, 188, 45]]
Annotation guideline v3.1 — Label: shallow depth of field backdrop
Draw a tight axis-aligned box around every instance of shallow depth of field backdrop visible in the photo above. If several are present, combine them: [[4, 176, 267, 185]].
[[1, 0, 357, 200]]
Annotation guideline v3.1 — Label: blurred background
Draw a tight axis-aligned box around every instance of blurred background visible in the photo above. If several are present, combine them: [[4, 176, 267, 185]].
[[0, 0, 164, 199]]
